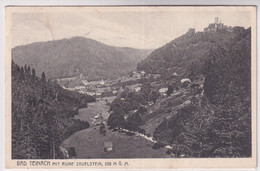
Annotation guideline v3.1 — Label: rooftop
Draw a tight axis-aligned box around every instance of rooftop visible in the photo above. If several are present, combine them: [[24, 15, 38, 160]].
[[104, 142, 113, 147]]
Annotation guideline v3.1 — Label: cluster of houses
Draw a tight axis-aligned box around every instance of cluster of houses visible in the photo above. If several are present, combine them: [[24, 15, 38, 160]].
[[157, 76, 205, 97], [112, 70, 145, 83], [60, 70, 205, 102], [124, 84, 142, 93], [61, 71, 147, 97], [62, 78, 114, 97], [129, 70, 145, 79]]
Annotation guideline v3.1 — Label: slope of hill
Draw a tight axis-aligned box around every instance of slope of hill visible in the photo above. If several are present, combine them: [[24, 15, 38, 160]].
[[107, 24, 252, 158], [12, 37, 151, 80], [137, 26, 250, 80], [11, 61, 95, 159], [151, 27, 251, 157]]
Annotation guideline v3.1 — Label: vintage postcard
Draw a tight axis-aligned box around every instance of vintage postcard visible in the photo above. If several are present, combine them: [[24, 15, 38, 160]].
[[5, 6, 256, 169]]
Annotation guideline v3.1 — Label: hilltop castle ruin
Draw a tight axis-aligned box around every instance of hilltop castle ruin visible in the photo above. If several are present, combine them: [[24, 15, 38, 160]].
[[204, 17, 233, 32]]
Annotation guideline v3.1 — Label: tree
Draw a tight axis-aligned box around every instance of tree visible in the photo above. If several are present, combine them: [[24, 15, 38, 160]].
[[99, 122, 106, 136], [167, 85, 174, 97], [32, 68, 36, 79], [41, 72, 46, 83], [140, 83, 152, 101], [27, 66, 31, 76], [41, 72, 47, 96], [107, 113, 125, 129], [149, 91, 159, 104], [68, 147, 77, 158], [125, 112, 143, 131], [107, 107, 125, 129]]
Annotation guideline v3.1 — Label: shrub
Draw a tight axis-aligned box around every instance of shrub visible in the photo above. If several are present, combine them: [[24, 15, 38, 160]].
[[152, 143, 165, 149]]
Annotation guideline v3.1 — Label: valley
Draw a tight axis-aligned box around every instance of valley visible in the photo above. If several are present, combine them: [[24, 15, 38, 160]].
[[61, 97, 169, 158], [11, 19, 252, 159], [58, 66, 205, 158]]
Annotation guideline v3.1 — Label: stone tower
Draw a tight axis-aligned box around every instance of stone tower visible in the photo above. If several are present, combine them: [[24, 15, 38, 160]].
[[214, 17, 219, 24]]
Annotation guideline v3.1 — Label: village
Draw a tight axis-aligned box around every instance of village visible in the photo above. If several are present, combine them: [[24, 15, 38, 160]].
[[56, 68, 204, 101], [57, 66, 206, 159], [53, 19, 231, 159]]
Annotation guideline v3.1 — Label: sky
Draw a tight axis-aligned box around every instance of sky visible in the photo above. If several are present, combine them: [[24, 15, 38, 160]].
[[10, 7, 253, 49]]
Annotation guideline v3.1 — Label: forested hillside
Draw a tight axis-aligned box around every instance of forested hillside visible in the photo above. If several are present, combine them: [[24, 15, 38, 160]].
[[137, 27, 250, 81], [104, 25, 251, 158], [11, 60, 95, 159], [12, 37, 151, 80], [150, 27, 251, 157]]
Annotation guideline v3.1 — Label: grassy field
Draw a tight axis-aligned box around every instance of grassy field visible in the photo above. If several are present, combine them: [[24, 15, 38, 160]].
[[74, 96, 115, 122], [62, 97, 169, 158], [62, 125, 169, 158]]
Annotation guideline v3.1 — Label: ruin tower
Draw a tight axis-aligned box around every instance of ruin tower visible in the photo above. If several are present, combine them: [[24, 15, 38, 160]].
[[214, 17, 219, 24]]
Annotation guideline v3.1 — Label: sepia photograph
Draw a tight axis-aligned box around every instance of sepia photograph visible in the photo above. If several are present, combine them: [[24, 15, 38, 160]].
[[5, 6, 256, 169]]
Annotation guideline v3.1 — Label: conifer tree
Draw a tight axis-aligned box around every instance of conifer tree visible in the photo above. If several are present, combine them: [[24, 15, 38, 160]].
[[32, 68, 36, 79], [41, 72, 46, 83]]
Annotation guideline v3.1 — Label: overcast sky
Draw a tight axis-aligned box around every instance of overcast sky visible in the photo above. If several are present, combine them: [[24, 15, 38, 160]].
[[11, 7, 253, 49]]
